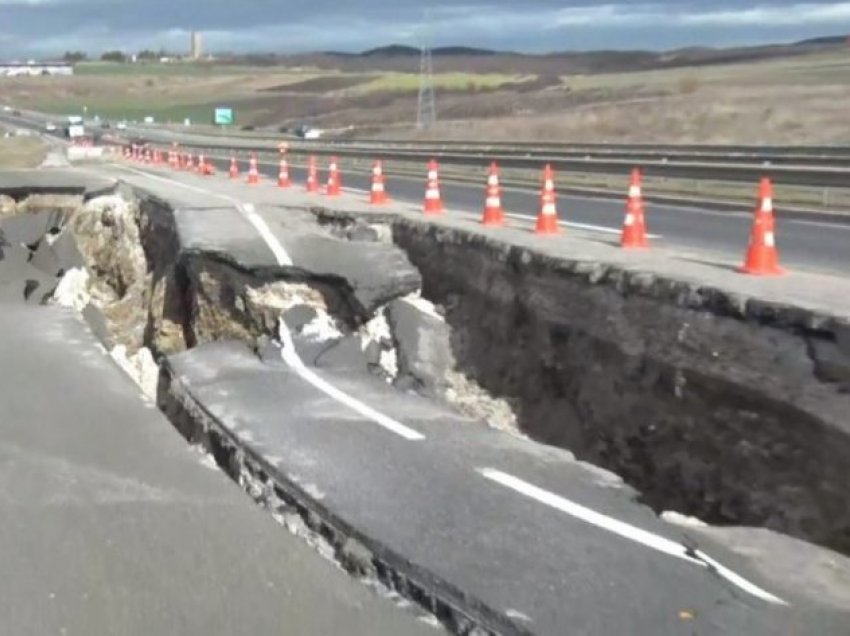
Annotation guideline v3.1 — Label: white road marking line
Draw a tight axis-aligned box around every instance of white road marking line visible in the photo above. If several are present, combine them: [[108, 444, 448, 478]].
[[119, 165, 425, 442], [785, 218, 850, 230], [277, 326, 425, 441], [478, 468, 787, 606], [240, 203, 292, 266]]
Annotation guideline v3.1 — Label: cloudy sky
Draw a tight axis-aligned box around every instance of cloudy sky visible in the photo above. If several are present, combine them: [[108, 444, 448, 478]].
[[1, 0, 849, 57]]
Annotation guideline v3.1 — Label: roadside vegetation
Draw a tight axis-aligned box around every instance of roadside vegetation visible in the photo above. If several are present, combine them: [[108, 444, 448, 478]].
[[2, 45, 848, 143], [0, 135, 47, 168]]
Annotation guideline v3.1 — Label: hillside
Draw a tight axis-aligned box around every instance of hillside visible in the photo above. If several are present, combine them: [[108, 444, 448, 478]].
[[243, 36, 847, 75]]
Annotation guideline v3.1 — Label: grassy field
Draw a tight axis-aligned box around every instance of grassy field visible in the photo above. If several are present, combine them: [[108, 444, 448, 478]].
[[2, 48, 848, 142], [356, 72, 527, 92], [0, 136, 47, 168]]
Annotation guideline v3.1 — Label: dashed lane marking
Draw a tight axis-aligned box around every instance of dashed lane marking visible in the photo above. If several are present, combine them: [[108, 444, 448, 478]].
[[478, 468, 787, 606], [119, 166, 426, 442]]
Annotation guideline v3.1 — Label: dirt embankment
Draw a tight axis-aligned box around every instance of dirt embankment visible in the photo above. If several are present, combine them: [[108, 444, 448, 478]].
[[314, 209, 850, 556]]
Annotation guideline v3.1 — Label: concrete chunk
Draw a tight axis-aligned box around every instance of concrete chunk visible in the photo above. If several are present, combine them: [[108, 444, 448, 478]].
[[290, 235, 421, 317], [388, 297, 455, 398]]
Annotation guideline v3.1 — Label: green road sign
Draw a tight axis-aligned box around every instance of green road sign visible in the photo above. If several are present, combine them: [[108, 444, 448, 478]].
[[214, 107, 234, 126]]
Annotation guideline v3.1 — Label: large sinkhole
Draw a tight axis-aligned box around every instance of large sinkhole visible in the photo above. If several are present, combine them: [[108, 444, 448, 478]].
[[3, 187, 849, 560]]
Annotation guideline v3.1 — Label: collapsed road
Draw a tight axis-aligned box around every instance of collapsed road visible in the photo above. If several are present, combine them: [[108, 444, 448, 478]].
[[0, 174, 439, 636], [0, 159, 849, 635]]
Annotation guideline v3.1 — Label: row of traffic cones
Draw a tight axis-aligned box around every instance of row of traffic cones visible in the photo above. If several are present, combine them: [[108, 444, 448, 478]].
[[156, 147, 782, 276]]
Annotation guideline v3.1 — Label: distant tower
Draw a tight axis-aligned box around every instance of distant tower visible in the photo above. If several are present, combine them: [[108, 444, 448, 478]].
[[190, 31, 203, 60], [416, 15, 436, 130]]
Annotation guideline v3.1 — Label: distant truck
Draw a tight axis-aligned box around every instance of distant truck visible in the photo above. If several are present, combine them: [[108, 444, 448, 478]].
[[65, 115, 85, 139], [295, 123, 322, 140]]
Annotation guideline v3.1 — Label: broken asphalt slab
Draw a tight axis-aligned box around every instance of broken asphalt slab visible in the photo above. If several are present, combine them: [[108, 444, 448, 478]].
[[162, 340, 850, 636], [0, 168, 117, 200], [0, 302, 437, 636], [173, 204, 421, 317]]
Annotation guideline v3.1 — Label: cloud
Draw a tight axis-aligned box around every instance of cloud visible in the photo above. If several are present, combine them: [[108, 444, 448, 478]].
[[680, 2, 850, 25], [1, 1, 849, 56]]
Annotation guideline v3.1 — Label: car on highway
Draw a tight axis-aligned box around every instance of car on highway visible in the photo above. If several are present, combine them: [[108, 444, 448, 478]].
[[44, 122, 57, 132], [116, 121, 127, 130]]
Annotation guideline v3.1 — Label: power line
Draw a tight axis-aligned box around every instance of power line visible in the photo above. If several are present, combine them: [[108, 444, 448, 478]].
[[416, 13, 436, 130]]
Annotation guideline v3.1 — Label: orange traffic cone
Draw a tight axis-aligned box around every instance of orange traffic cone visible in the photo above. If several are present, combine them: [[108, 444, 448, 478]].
[[535, 164, 560, 235], [740, 178, 783, 276], [424, 159, 444, 215], [370, 160, 389, 204], [246, 154, 260, 185], [306, 156, 319, 193], [229, 156, 239, 179], [621, 168, 649, 248], [278, 157, 291, 188], [482, 162, 504, 226], [325, 157, 342, 196]]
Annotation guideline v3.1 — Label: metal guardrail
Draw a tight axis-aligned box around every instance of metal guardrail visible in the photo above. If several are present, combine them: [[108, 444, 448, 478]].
[[136, 122, 850, 167], [133, 132, 850, 190]]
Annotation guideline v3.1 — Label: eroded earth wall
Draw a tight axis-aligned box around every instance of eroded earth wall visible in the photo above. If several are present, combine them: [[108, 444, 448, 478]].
[[386, 220, 850, 554]]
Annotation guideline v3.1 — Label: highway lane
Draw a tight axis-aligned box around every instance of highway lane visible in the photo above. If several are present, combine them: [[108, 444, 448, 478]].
[[209, 156, 850, 275], [1, 110, 847, 273], [104, 163, 850, 635]]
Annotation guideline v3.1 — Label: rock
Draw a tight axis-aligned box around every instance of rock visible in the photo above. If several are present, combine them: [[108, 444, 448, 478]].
[[52, 267, 91, 312], [359, 310, 397, 381], [339, 537, 375, 578], [282, 305, 319, 333], [809, 338, 850, 386], [388, 295, 455, 398], [244, 280, 327, 336], [348, 222, 381, 243], [0, 194, 15, 219]]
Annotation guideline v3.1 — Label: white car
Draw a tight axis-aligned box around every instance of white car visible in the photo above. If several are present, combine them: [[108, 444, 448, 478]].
[[45, 122, 57, 132], [116, 121, 127, 130]]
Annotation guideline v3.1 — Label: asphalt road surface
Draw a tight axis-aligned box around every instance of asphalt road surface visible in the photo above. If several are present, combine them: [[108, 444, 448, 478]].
[[220, 155, 850, 276], [0, 296, 436, 631], [95, 164, 850, 635]]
